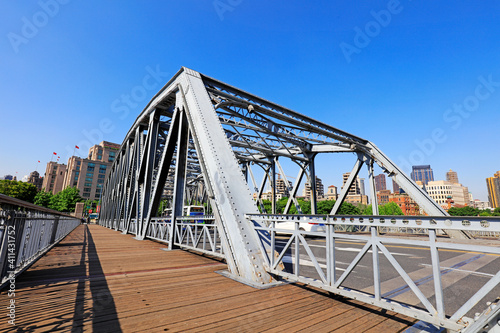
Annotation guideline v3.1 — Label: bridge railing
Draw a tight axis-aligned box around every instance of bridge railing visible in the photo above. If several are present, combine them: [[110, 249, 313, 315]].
[[247, 214, 500, 332], [0, 194, 80, 289], [117, 216, 224, 258], [173, 216, 224, 258]]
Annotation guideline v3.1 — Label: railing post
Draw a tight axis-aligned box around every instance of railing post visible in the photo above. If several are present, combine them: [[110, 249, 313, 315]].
[[49, 215, 60, 245], [295, 220, 300, 277], [429, 228, 445, 318], [270, 218, 275, 269], [326, 216, 335, 286], [0, 211, 14, 282], [371, 226, 381, 301]]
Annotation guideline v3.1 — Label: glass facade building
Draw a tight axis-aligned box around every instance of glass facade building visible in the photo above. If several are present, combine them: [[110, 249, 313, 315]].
[[411, 165, 434, 186]]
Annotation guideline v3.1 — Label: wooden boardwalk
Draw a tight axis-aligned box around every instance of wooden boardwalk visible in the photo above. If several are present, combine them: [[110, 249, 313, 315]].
[[1, 225, 416, 332]]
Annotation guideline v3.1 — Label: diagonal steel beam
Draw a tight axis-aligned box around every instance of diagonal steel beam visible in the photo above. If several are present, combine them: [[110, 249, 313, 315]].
[[330, 157, 364, 215]]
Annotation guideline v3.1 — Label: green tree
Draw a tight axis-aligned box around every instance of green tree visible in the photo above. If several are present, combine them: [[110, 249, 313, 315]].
[[336, 201, 361, 215], [49, 187, 83, 212], [379, 202, 404, 215], [493, 207, 500, 216], [276, 197, 289, 214], [34, 190, 53, 208], [0, 180, 38, 203], [316, 200, 335, 214], [288, 198, 311, 214], [448, 206, 480, 216], [363, 204, 374, 215], [261, 199, 272, 214]]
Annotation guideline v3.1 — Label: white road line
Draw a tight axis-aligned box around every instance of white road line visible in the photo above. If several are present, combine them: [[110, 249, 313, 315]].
[[275, 242, 412, 257], [281, 255, 348, 271], [419, 264, 494, 278], [336, 247, 413, 257]]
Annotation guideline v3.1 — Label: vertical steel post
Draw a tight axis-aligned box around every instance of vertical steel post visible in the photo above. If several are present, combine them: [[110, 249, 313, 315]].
[[295, 221, 300, 277], [368, 158, 379, 215], [271, 158, 276, 214], [308, 154, 318, 214], [429, 228, 445, 318], [326, 216, 335, 285], [371, 228, 381, 301], [168, 111, 189, 250]]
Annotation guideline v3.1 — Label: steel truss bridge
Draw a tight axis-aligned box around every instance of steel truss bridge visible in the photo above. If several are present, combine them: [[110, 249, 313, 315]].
[[98, 67, 500, 332]]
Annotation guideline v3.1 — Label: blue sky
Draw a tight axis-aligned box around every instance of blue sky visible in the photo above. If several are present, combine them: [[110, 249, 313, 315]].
[[1, 1, 499, 201]]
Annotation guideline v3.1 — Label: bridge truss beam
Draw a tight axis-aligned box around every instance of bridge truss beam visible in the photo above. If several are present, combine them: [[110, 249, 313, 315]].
[[100, 66, 466, 287]]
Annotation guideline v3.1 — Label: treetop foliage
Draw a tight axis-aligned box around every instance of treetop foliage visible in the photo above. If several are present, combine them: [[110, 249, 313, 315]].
[[0, 179, 38, 203], [33, 187, 83, 212]]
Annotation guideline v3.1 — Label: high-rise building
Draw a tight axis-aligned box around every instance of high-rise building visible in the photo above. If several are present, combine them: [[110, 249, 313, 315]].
[[342, 173, 362, 195], [359, 178, 366, 196], [303, 176, 324, 199], [446, 169, 459, 184], [27, 171, 44, 191], [374, 174, 386, 192], [42, 162, 67, 194], [392, 179, 401, 194], [341, 173, 368, 204], [411, 165, 434, 185], [63, 141, 120, 200], [275, 174, 292, 196], [486, 171, 500, 208]]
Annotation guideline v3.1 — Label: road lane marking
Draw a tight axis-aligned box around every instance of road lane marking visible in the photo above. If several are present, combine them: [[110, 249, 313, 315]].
[[382, 254, 485, 299], [419, 264, 494, 278], [281, 255, 348, 271], [277, 238, 500, 256]]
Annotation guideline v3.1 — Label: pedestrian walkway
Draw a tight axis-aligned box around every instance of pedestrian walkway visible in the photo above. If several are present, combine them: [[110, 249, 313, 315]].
[[0, 224, 417, 332]]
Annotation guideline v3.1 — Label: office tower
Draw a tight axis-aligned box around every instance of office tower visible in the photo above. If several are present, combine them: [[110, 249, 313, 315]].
[[392, 179, 401, 194], [303, 176, 324, 199], [411, 165, 434, 185], [42, 162, 67, 194], [446, 169, 459, 184], [27, 171, 44, 191], [63, 141, 120, 201], [486, 171, 500, 208], [374, 174, 386, 192]]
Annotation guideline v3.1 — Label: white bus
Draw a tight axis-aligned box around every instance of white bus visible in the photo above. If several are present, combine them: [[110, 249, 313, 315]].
[[164, 205, 205, 217], [184, 205, 205, 217]]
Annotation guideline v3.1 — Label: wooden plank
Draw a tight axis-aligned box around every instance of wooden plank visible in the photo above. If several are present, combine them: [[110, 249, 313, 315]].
[[0, 224, 416, 332]]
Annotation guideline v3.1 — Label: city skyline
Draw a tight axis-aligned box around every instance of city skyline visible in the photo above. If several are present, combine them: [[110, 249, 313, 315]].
[[1, 2, 499, 201]]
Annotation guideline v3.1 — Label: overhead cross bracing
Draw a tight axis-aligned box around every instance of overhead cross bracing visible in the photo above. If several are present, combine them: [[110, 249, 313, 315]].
[[99, 66, 461, 287]]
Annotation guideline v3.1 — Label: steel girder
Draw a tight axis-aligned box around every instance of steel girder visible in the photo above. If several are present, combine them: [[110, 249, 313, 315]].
[[100, 66, 462, 287]]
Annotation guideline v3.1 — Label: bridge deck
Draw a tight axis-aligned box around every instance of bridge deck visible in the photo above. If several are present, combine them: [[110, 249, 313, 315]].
[[1, 225, 417, 332]]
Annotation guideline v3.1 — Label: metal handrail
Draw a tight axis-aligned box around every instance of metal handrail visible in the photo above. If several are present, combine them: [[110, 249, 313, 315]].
[[117, 216, 224, 258], [247, 213, 500, 332], [0, 195, 81, 289]]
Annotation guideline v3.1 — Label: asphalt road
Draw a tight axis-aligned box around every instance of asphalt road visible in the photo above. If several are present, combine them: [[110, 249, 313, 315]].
[[273, 235, 500, 319]]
